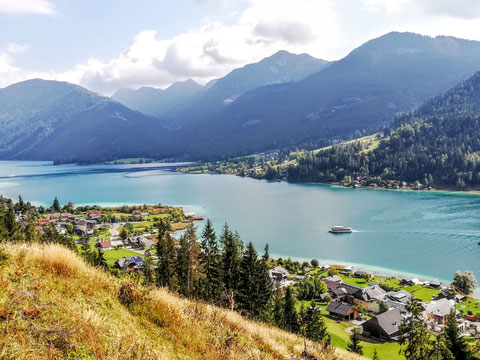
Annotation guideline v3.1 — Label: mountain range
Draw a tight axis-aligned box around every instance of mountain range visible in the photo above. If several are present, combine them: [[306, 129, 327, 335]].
[[2, 32, 480, 163], [0, 79, 172, 163]]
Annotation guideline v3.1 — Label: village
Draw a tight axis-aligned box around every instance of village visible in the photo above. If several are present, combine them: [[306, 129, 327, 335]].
[[269, 263, 480, 350], [31, 202, 202, 269]]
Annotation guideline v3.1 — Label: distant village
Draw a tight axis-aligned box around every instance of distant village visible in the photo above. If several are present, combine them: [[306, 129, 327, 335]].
[[28, 201, 202, 270]]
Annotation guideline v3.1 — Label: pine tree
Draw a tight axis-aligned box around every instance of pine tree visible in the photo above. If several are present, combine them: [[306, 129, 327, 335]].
[[143, 249, 155, 285], [94, 249, 108, 270], [237, 242, 260, 318], [156, 233, 176, 288], [3, 204, 18, 240], [282, 287, 299, 333], [428, 334, 453, 360], [220, 224, 242, 297], [200, 219, 221, 302], [52, 197, 61, 212], [176, 223, 201, 297], [273, 293, 284, 327], [399, 297, 431, 360], [306, 300, 328, 343], [347, 328, 363, 355], [24, 220, 38, 243], [444, 309, 467, 360]]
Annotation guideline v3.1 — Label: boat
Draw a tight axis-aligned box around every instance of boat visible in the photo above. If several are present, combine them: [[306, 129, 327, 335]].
[[329, 225, 353, 233]]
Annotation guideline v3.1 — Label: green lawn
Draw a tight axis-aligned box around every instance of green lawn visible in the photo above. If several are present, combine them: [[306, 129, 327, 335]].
[[322, 317, 402, 359], [405, 285, 440, 302], [457, 298, 480, 317], [103, 248, 144, 267]]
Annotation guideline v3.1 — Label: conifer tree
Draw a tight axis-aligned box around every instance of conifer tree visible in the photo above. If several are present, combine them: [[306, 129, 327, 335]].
[[306, 300, 328, 343], [143, 249, 155, 285], [52, 197, 61, 212], [399, 297, 431, 360], [176, 223, 201, 296], [347, 328, 363, 355], [444, 309, 467, 360], [282, 287, 299, 333], [220, 224, 242, 296], [94, 249, 108, 270], [156, 233, 176, 288], [372, 348, 380, 360], [200, 219, 221, 302], [237, 242, 260, 318], [4, 204, 18, 240], [428, 333, 453, 360]]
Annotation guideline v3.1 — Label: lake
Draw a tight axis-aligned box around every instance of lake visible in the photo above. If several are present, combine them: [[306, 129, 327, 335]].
[[1, 161, 479, 285]]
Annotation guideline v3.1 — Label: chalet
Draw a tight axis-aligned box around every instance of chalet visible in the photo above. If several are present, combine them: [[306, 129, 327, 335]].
[[269, 266, 289, 287], [126, 236, 155, 249], [362, 308, 404, 341], [428, 279, 442, 289], [113, 256, 144, 271], [95, 241, 112, 250], [354, 271, 367, 278], [132, 210, 142, 215], [423, 299, 456, 325], [38, 218, 49, 224], [330, 283, 387, 313], [326, 301, 359, 321]]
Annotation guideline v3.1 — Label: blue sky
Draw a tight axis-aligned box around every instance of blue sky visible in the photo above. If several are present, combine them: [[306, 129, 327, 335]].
[[1, 0, 480, 94]]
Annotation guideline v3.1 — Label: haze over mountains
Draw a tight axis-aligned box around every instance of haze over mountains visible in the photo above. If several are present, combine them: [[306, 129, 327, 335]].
[[0, 80, 172, 162], [2, 32, 480, 163]]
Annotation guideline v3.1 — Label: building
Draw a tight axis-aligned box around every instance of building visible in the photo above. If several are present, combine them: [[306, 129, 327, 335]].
[[95, 241, 112, 250], [375, 290, 413, 310], [113, 256, 144, 271], [89, 210, 103, 220], [269, 266, 289, 287], [428, 279, 442, 289], [326, 301, 360, 321], [362, 308, 404, 341], [423, 299, 456, 325]]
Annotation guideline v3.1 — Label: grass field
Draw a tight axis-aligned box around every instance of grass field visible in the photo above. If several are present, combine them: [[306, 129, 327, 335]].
[[405, 285, 440, 302], [322, 317, 402, 359], [457, 297, 480, 316], [103, 248, 144, 267]]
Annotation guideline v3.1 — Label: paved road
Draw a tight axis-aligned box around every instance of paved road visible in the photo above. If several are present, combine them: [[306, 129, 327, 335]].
[[109, 223, 120, 240]]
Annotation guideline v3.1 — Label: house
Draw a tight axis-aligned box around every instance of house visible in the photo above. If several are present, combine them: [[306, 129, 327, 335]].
[[95, 241, 112, 250], [423, 299, 456, 325], [326, 301, 360, 321], [269, 266, 290, 287], [89, 210, 103, 220], [184, 212, 196, 218], [428, 279, 442, 289], [49, 214, 60, 221], [354, 271, 367, 278], [436, 290, 455, 301], [362, 308, 404, 341], [376, 290, 413, 310], [132, 210, 142, 215], [34, 225, 43, 232], [321, 275, 343, 291], [113, 256, 144, 270], [60, 212, 75, 220], [126, 236, 155, 249], [38, 218, 50, 224], [354, 285, 387, 313]]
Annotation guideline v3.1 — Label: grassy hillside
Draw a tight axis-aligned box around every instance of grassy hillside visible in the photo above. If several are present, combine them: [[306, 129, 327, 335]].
[[0, 243, 365, 360]]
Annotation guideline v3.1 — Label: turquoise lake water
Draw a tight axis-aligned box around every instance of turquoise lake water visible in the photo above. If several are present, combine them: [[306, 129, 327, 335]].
[[0, 161, 479, 284]]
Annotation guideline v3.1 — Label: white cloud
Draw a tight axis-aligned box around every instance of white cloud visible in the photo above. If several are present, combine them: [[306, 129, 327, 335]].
[[421, 0, 480, 19], [0, 0, 55, 15], [3, 0, 480, 94]]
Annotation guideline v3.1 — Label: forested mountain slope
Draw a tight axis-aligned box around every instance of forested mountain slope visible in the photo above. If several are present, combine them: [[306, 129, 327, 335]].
[[180, 32, 480, 160], [0, 79, 172, 163], [287, 70, 480, 187]]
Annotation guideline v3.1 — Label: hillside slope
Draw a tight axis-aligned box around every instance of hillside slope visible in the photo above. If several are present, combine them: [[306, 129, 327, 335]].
[[0, 79, 172, 163], [0, 243, 365, 360], [182, 32, 480, 159]]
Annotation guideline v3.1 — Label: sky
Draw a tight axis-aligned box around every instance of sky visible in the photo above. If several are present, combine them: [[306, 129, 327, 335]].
[[2, 0, 480, 95]]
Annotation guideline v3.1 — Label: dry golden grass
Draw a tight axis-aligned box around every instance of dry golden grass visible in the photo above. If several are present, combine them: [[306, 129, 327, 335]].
[[0, 243, 366, 360]]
